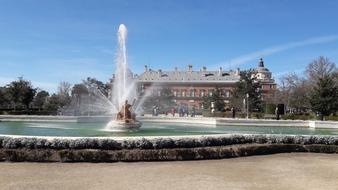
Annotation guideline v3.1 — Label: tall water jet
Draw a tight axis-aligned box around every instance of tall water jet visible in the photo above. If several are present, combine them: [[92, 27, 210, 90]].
[[107, 24, 141, 129], [111, 24, 137, 112]]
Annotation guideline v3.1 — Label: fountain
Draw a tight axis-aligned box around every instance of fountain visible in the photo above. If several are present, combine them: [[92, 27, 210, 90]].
[[106, 24, 142, 130], [1, 24, 338, 163]]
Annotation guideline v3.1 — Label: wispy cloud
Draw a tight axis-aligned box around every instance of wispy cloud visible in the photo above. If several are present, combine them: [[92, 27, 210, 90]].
[[220, 35, 338, 68], [274, 68, 304, 79]]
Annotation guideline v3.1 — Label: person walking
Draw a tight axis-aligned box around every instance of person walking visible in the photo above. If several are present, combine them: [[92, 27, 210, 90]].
[[171, 108, 176, 117], [231, 106, 236, 118], [275, 106, 280, 120], [191, 106, 196, 117]]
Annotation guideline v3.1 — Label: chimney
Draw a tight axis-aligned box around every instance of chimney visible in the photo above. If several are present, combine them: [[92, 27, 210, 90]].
[[144, 65, 148, 72], [158, 69, 162, 77], [202, 66, 207, 72], [188, 64, 193, 72], [218, 67, 223, 76]]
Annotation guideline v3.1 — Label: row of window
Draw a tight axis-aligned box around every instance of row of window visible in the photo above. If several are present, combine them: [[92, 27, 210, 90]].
[[153, 89, 231, 98]]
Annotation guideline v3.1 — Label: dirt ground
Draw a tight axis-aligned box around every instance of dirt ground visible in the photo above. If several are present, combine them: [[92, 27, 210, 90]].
[[0, 153, 338, 190]]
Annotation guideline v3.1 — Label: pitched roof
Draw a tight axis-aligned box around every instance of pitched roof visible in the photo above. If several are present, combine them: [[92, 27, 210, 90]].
[[137, 70, 240, 83]]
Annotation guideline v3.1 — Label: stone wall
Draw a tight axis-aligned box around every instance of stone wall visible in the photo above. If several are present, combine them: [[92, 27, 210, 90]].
[[1, 134, 338, 162]]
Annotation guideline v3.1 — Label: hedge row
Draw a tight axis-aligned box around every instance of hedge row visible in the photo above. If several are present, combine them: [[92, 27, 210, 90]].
[[1, 134, 338, 150]]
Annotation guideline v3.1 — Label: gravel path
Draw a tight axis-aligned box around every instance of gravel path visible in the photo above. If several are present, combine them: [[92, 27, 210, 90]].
[[0, 153, 338, 190]]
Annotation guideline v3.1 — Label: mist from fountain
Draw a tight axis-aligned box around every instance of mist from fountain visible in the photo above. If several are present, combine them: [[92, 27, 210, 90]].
[[62, 24, 152, 123]]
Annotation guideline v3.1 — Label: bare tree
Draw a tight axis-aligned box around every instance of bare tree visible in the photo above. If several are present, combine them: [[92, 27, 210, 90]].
[[306, 56, 337, 82], [278, 73, 311, 113], [57, 81, 72, 97]]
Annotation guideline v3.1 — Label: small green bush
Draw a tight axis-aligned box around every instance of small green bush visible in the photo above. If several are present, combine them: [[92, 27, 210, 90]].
[[282, 113, 315, 120], [326, 115, 338, 121], [264, 104, 276, 114], [251, 112, 264, 119], [202, 111, 224, 117]]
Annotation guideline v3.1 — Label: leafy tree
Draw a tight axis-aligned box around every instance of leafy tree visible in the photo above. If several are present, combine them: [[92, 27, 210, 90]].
[[70, 84, 89, 115], [231, 69, 262, 112], [307, 57, 338, 120], [143, 88, 176, 113], [44, 94, 62, 113], [202, 88, 225, 112], [309, 76, 338, 120], [6, 78, 36, 109], [157, 88, 176, 112], [83, 77, 110, 97], [72, 84, 89, 98], [33, 90, 50, 111], [0, 87, 6, 107]]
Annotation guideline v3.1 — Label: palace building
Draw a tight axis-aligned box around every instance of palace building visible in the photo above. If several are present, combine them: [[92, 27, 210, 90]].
[[136, 58, 276, 110]]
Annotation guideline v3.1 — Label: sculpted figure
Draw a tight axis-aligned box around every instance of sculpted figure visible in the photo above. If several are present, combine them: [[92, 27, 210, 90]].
[[116, 99, 136, 122]]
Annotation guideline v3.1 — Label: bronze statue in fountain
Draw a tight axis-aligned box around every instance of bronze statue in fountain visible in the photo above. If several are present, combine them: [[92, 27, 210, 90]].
[[116, 99, 138, 125]]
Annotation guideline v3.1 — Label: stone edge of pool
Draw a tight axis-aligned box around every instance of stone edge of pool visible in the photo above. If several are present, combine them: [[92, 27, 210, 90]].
[[0, 134, 338, 162], [1, 115, 338, 129]]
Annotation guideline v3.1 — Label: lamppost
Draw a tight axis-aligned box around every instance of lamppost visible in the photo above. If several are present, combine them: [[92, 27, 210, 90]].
[[241, 78, 250, 119], [246, 93, 249, 119]]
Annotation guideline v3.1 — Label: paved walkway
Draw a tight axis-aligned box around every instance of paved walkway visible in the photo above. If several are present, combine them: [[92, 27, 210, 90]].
[[0, 153, 338, 190]]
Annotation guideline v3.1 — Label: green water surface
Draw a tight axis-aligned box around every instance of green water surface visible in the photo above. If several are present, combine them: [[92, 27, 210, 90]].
[[0, 121, 337, 137]]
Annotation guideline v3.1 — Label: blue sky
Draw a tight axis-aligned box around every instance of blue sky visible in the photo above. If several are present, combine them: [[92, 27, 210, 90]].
[[0, 0, 338, 92]]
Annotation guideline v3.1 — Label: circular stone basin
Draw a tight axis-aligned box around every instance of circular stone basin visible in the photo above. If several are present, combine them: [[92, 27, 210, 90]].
[[0, 120, 338, 137]]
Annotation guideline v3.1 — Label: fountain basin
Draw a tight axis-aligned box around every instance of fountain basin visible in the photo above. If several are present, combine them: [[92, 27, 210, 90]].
[[1, 115, 338, 162]]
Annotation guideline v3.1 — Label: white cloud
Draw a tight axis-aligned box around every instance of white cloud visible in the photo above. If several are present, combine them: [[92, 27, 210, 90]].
[[219, 35, 338, 68]]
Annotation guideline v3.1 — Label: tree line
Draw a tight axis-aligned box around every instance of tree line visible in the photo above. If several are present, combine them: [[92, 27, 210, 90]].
[[0, 77, 111, 115], [229, 56, 338, 120]]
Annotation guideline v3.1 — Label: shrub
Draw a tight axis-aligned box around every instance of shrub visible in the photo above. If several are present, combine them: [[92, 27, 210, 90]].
[[282, 113, 315, 120], [251, 112, 264, 119]]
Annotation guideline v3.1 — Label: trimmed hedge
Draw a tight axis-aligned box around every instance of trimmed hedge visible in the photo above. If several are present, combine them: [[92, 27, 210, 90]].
[[1, 134, 338, 150]]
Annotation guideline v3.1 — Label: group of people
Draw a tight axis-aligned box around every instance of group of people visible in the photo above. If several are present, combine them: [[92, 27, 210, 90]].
[[171, 105, 196, 117], [151, 105, 197, 117]]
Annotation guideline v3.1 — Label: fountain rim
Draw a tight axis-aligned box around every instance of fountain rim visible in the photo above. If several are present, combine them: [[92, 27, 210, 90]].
[[0, 133, 336, 141]]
